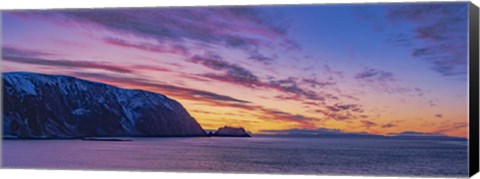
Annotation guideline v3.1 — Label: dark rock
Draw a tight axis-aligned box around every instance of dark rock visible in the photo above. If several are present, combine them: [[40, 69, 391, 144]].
[[213, 126, 251, 137]]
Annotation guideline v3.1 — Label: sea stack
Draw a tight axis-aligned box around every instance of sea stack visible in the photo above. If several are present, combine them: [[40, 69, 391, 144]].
[[212, 126, 251, 137]]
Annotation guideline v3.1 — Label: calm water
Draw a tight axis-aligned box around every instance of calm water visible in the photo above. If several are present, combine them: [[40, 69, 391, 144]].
[[1, 137, 468, 177]]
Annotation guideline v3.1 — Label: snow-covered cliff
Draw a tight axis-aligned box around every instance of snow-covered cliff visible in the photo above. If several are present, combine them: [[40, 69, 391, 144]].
[[2, 72, 206, 138]]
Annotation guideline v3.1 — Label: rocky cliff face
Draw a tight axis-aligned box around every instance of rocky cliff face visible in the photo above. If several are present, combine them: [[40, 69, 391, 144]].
[[2, 72, 206, 138]]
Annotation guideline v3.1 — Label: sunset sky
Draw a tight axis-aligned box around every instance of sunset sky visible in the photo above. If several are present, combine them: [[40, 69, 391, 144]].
[[1, 2, 470, 137]]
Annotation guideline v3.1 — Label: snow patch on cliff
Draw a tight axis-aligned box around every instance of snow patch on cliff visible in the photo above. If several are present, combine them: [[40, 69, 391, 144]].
[[4, 75, 37, 95], [72, 108, 90, 115]]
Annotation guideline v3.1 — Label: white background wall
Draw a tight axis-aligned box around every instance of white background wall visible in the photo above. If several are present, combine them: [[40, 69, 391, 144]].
[[0, 0, 479, 179]]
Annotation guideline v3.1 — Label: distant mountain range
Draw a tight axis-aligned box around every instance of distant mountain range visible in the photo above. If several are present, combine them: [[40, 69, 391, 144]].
[[255, 129, 467, 141], [2, 72, 207, 138]]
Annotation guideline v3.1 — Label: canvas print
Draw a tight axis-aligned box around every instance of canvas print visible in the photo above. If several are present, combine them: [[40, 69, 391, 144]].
[[1, 2, 477, 177]]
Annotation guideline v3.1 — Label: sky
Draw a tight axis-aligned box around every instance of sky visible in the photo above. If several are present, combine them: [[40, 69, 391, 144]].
[[1, 2, 470, 138]]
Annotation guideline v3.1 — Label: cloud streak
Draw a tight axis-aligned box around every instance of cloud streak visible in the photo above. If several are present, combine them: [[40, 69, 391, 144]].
[[188, 53, 339, 102], [360, 120, 377, 129], [189, 53, 260, 87], [103, 37, 190, 56], [72, 72, 250, 105], [2, 46, 133, 73], [354, 67, 424, 95], [355, 67, 396, 83], [13, 7, 298, 64], [387, 3, 468, 77], [381, 123, 396, 128]]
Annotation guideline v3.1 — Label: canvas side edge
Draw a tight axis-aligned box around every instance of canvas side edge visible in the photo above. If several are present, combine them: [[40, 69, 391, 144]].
[[469, 1, 480, 177]]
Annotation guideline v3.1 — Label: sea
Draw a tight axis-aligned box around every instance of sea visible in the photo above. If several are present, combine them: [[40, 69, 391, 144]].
[[1, 137, 468, 177]]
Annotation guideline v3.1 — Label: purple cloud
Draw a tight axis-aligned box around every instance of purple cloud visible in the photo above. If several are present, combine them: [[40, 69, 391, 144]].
[[301, 77, 336, 88], [188, 53, 260, 87], [354, 67, 423, 95], [326, 103, 363, 113], [381, 123, 396, 128], [14, 7, 298, 63], [189, 90, 250, 104], [247, 51, 276, 63], [267, 77, 329, 101], [387, 3, 468, 76], [433, 122, 467, 134], [72, 72, 250, 104], [2, 47, 133, 73], [103, 37, 190, 56], [314, 109, 352, 121], [2, 46, 52, 57], [188, 53, 339, 102], [257, 108, 319, 128], [355, 67, 396, 83], [360, 120, 377, 129]]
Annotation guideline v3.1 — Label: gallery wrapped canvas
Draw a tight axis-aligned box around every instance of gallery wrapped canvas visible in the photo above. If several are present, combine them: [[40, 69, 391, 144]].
[[1, 1, 479, 177]]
